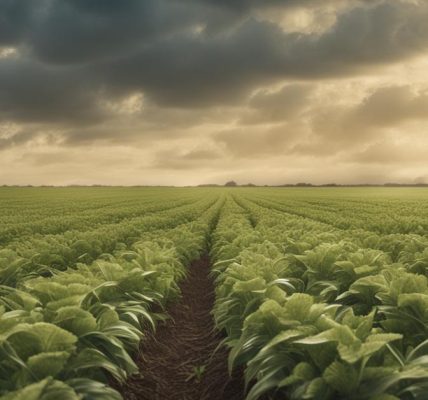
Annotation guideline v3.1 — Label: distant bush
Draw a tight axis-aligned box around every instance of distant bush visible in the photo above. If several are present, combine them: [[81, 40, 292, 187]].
[[225, 181, 238, 187]]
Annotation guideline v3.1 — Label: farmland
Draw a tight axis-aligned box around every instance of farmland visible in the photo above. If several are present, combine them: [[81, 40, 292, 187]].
[[1, 187, 428, 400]]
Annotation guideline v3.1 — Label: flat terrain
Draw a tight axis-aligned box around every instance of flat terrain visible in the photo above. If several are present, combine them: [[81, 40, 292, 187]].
[[1, 187, 428, 400]]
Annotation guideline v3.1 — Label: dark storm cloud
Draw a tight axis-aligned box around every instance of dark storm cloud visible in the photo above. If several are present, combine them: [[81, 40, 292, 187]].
[[96, 19, 288, 107], [28, 0, 209, 64], [0, 0, 428, 146], [53, 1, 414, 112], [0, 58, 105, 124], [0, 0, 208, 63], [92, 0, 428, 106], [0, 0, 33, 45], [0, 0, 339, 53], [187, 0, 361, 12]]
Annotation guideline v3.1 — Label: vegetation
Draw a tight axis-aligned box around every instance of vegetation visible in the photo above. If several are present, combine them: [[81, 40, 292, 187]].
[[211, 189, 428, 400], [1, 187, 428, 399]]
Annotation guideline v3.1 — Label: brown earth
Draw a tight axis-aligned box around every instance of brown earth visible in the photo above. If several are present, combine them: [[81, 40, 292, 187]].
[[118, 255, 246, 400]]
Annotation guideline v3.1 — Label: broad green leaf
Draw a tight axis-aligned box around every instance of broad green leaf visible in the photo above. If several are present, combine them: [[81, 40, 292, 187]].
[[53, 306, 97, 336], [323, 361, 359, 395], [0, 378, 78, 400], [27, 351, 71, 379], [279, 362, 315, 387], [8, 323, 77, 360]]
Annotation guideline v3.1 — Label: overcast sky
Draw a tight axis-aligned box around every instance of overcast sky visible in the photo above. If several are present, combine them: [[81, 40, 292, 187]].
[[0, 0, 427, 185]]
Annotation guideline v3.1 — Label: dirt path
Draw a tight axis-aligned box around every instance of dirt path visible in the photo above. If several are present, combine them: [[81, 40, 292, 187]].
[[119, 255, 245, 400]]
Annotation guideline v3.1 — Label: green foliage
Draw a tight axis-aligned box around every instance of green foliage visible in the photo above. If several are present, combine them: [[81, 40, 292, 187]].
[[211, 191, 428, 400], [0, 378, 79, 400], [2, 187, 428, 399], [0, 189, 225, 398]]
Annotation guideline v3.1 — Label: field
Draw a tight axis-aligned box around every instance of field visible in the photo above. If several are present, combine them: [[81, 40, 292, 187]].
[[1, 187, 428, 400]]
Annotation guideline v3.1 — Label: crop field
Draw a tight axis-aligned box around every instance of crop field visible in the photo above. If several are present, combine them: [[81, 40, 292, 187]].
[[1, 187, 428, 400]]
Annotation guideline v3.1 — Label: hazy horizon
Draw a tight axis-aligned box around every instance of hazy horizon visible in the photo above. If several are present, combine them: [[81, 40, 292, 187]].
[[1, 0, 427, 186]]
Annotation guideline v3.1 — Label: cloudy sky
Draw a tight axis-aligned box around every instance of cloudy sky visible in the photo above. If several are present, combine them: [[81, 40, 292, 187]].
[[0, 0, 427, 185]]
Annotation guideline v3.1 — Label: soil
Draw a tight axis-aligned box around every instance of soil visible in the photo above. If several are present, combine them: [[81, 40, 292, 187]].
[[118, 255, 246, 400]]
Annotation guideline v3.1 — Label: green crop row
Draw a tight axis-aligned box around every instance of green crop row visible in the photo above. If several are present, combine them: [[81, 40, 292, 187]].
[[0, 188, 210, 246], [0, 196, 218, 286], [1, 187, 428, 400], [211, 196, 428, 400], [0, 195, 224, 399], [238, 188, 428, 235]]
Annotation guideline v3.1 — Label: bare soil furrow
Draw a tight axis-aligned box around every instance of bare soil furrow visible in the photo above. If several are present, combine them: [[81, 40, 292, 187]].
[[119, 255, 245, 400]]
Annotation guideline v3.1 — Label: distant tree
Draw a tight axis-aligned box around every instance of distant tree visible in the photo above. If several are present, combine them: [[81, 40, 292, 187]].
[[243, 183, 256, 187], [225, 181, 238, 187], [296, 182, 313, 187]]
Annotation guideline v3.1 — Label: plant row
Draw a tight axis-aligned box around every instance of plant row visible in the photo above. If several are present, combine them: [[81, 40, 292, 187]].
[[0, 196, 223, 399], [0, 195, 195, 246], [239, 189, 428, 235], [0, 196, 218, 287], [211, 196, 428, 400]]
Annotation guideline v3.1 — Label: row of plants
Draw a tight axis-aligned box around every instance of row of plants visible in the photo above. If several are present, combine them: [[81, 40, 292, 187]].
[[211, 196, 428, 400], [0, 194, 195, 245], [0, 195, 224, 399], [0, 187, 197, 223], [0, 196, 219, 286], [241, 189, 428, 235], [237, 194, 428, 268]]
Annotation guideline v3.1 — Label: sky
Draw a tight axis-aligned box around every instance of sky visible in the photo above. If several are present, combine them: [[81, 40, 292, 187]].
[[0, 0, 427, 186]]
